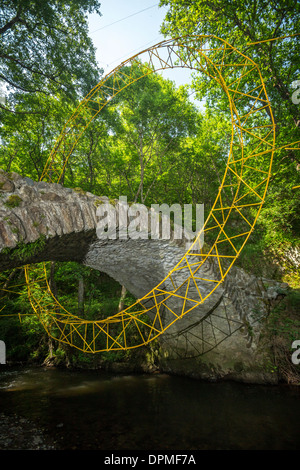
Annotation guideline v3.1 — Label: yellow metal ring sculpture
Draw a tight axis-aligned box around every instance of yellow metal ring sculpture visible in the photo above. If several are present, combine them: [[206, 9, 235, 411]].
[[7, 35, 278, 353]]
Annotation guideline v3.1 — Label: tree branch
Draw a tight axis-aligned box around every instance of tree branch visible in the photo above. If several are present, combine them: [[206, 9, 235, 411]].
[[0, 10, 23, 35], [0, 74, 48, 94], [0, 102, 43, 115], [0, 52, 64, 85]]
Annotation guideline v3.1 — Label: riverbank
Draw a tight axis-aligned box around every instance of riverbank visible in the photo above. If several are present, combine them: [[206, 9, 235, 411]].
[[3, 353, 299, 387]]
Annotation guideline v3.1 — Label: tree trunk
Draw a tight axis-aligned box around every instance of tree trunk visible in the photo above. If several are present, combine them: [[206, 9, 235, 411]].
[[48, 336, 54, 359], [118, 285, 127, 312], [49, 261, 58, 298], [78, 275, 84, 316]]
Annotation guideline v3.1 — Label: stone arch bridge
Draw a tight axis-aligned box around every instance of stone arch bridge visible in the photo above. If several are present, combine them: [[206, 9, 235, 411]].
[[0, 170, 287, 381]]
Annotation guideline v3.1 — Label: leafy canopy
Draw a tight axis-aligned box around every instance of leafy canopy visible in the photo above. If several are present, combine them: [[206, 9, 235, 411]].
[[0, 0, 102, 113]]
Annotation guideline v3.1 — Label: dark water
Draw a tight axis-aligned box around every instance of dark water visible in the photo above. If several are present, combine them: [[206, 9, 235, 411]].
[[0, 366, 299, 450]]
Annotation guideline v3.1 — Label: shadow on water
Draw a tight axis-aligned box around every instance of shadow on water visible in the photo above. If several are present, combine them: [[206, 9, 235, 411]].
[[0, 366, 300, 450]]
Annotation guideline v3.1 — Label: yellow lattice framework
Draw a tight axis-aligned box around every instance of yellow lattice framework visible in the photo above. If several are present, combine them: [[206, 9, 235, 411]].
[[1, 35, 298, 353]]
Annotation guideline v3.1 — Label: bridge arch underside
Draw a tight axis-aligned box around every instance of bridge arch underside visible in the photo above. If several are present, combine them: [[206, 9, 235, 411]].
[[0, 224, 249, 359]]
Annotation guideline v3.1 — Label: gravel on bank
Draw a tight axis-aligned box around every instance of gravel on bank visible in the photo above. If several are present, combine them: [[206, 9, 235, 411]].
[[0, 413, 56, 450]]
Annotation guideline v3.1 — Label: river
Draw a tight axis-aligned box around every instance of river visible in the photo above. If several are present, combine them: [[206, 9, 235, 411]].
[[0, 366, 299, 451]]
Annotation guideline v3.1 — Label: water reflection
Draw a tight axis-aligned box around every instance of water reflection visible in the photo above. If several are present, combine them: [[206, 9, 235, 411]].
[[0, 367, 299, 450]]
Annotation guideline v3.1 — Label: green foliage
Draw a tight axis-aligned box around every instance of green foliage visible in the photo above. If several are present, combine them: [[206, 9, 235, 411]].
[[0, 0, 103, 180], [159, 0, 300, 275], [0, 0, 102, 110], [267, 293, 300, 343], [262, 289, 300, 383], [63, 64, 202, 206], [4, 194, 22, 208], [3, 235, 47, 261], [0, 292, 48, 362]]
